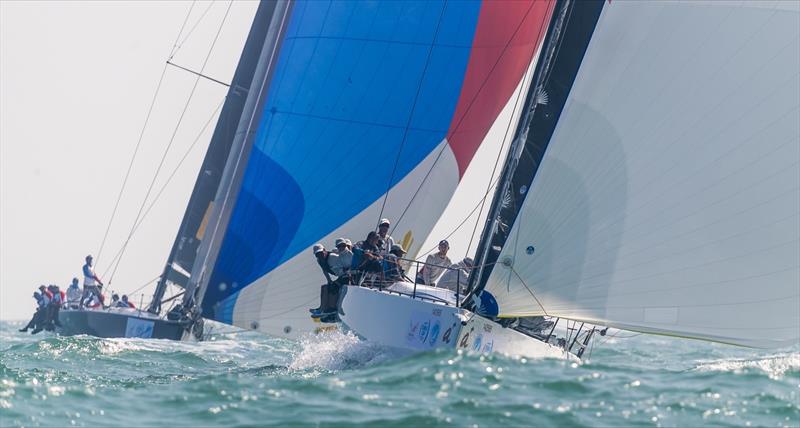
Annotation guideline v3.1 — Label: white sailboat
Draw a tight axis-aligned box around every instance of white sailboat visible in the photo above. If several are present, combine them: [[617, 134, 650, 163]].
[[340, 0, 800, 358]]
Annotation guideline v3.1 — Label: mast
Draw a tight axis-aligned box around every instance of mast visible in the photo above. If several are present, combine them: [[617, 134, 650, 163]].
[[182, 0, 293, 314], [466, 0, 574, 305], [148, 1, 279, 314]]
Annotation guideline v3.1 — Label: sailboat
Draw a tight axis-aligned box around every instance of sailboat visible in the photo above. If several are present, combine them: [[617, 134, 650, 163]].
[[341, 0, 800, 357], [56, 1, 280, 339], [59, 0, 798, 359]]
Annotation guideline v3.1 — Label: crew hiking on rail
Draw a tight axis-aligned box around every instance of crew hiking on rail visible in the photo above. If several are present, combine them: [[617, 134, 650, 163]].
[[19, 255, 138, 334], [309, 219, 464, 323]]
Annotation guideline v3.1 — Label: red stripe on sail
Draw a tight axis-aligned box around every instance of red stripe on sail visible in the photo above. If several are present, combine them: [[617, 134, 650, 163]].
[[446, 0, 555, 178]]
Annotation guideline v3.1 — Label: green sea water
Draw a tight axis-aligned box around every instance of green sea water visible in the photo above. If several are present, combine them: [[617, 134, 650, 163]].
[[0, 320, 797, 427]]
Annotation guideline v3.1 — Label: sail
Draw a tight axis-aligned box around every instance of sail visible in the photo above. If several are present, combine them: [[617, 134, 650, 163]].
[[193, 0, 557, 338], [150, 1, 278, 311], [481, 0, 800, 348]]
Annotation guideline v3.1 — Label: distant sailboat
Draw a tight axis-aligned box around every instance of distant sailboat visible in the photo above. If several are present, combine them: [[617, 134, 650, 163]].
[[57, 0, 280, 339]]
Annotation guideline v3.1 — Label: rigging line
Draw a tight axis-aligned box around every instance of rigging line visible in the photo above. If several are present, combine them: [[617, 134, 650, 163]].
[[100, 100, 225, 278], [377, 1, 448, 225], [393, 0, 545, 234], [95, 1, 197, 267], [597, 330, 641, 347], [509, 265, 548, 317], [121, 273, 163, 297], [464, 56, 537, 260], [169, 0, 216, 60], [166, 61, 231, 87], [168, 1, 198, 58], [107, 1, 234, 285]]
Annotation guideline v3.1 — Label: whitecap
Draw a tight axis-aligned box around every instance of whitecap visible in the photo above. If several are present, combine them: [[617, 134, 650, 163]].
[[288, 329, 395, 372]]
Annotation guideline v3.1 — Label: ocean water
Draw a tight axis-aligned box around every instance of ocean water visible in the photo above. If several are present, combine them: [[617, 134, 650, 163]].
[[0, 320, 797, 427]]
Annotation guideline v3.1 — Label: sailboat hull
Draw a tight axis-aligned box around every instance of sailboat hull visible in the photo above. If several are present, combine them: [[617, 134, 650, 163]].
[[56, 309, 186, 340], [340, 286, 575, 360]]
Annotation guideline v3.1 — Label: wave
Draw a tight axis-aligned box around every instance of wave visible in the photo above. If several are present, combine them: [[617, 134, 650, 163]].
[[289, 329, 398, 372]]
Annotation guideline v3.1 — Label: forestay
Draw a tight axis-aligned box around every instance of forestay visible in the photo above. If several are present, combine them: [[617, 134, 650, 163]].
[[194, 0, 557, 338], [482, 0, 800, 348]]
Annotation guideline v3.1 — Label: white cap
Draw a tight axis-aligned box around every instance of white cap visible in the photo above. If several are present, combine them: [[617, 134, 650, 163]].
[[379, 218, 391, 226], [335, 238, 347, 247], [312, 244, 325, 254]]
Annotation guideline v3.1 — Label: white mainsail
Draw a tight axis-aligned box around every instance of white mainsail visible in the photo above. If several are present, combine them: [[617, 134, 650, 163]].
[[483, 0, 800, 348]]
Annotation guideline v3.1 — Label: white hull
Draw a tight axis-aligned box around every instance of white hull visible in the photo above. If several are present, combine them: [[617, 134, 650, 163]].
[[339, 286, 576, 361]]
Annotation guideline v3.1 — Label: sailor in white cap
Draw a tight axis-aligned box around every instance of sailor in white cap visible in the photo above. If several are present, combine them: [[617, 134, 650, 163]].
[[311, 244, 335, 318], [376, 218, 395, 255], [310, 241, 351, 321]]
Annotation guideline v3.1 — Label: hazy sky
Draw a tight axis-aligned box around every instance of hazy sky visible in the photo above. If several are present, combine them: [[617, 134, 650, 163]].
[[1, 1, 259, 320], [1, 1, 522, 321]]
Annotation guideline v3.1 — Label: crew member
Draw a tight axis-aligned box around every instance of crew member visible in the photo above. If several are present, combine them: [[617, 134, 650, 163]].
[[384, 244, 407, 282], [376, 218, 395, 255], [19, 292, 45, 333], [309, 244, 339, 320], [120, 295, 135, 309], [81, 255, 104, 306], [66, 278, 82, 309], [417, 240, 453, 286]]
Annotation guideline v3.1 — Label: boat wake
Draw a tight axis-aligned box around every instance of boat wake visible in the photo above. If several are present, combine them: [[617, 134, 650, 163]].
[[289, 329, 398, 372]]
